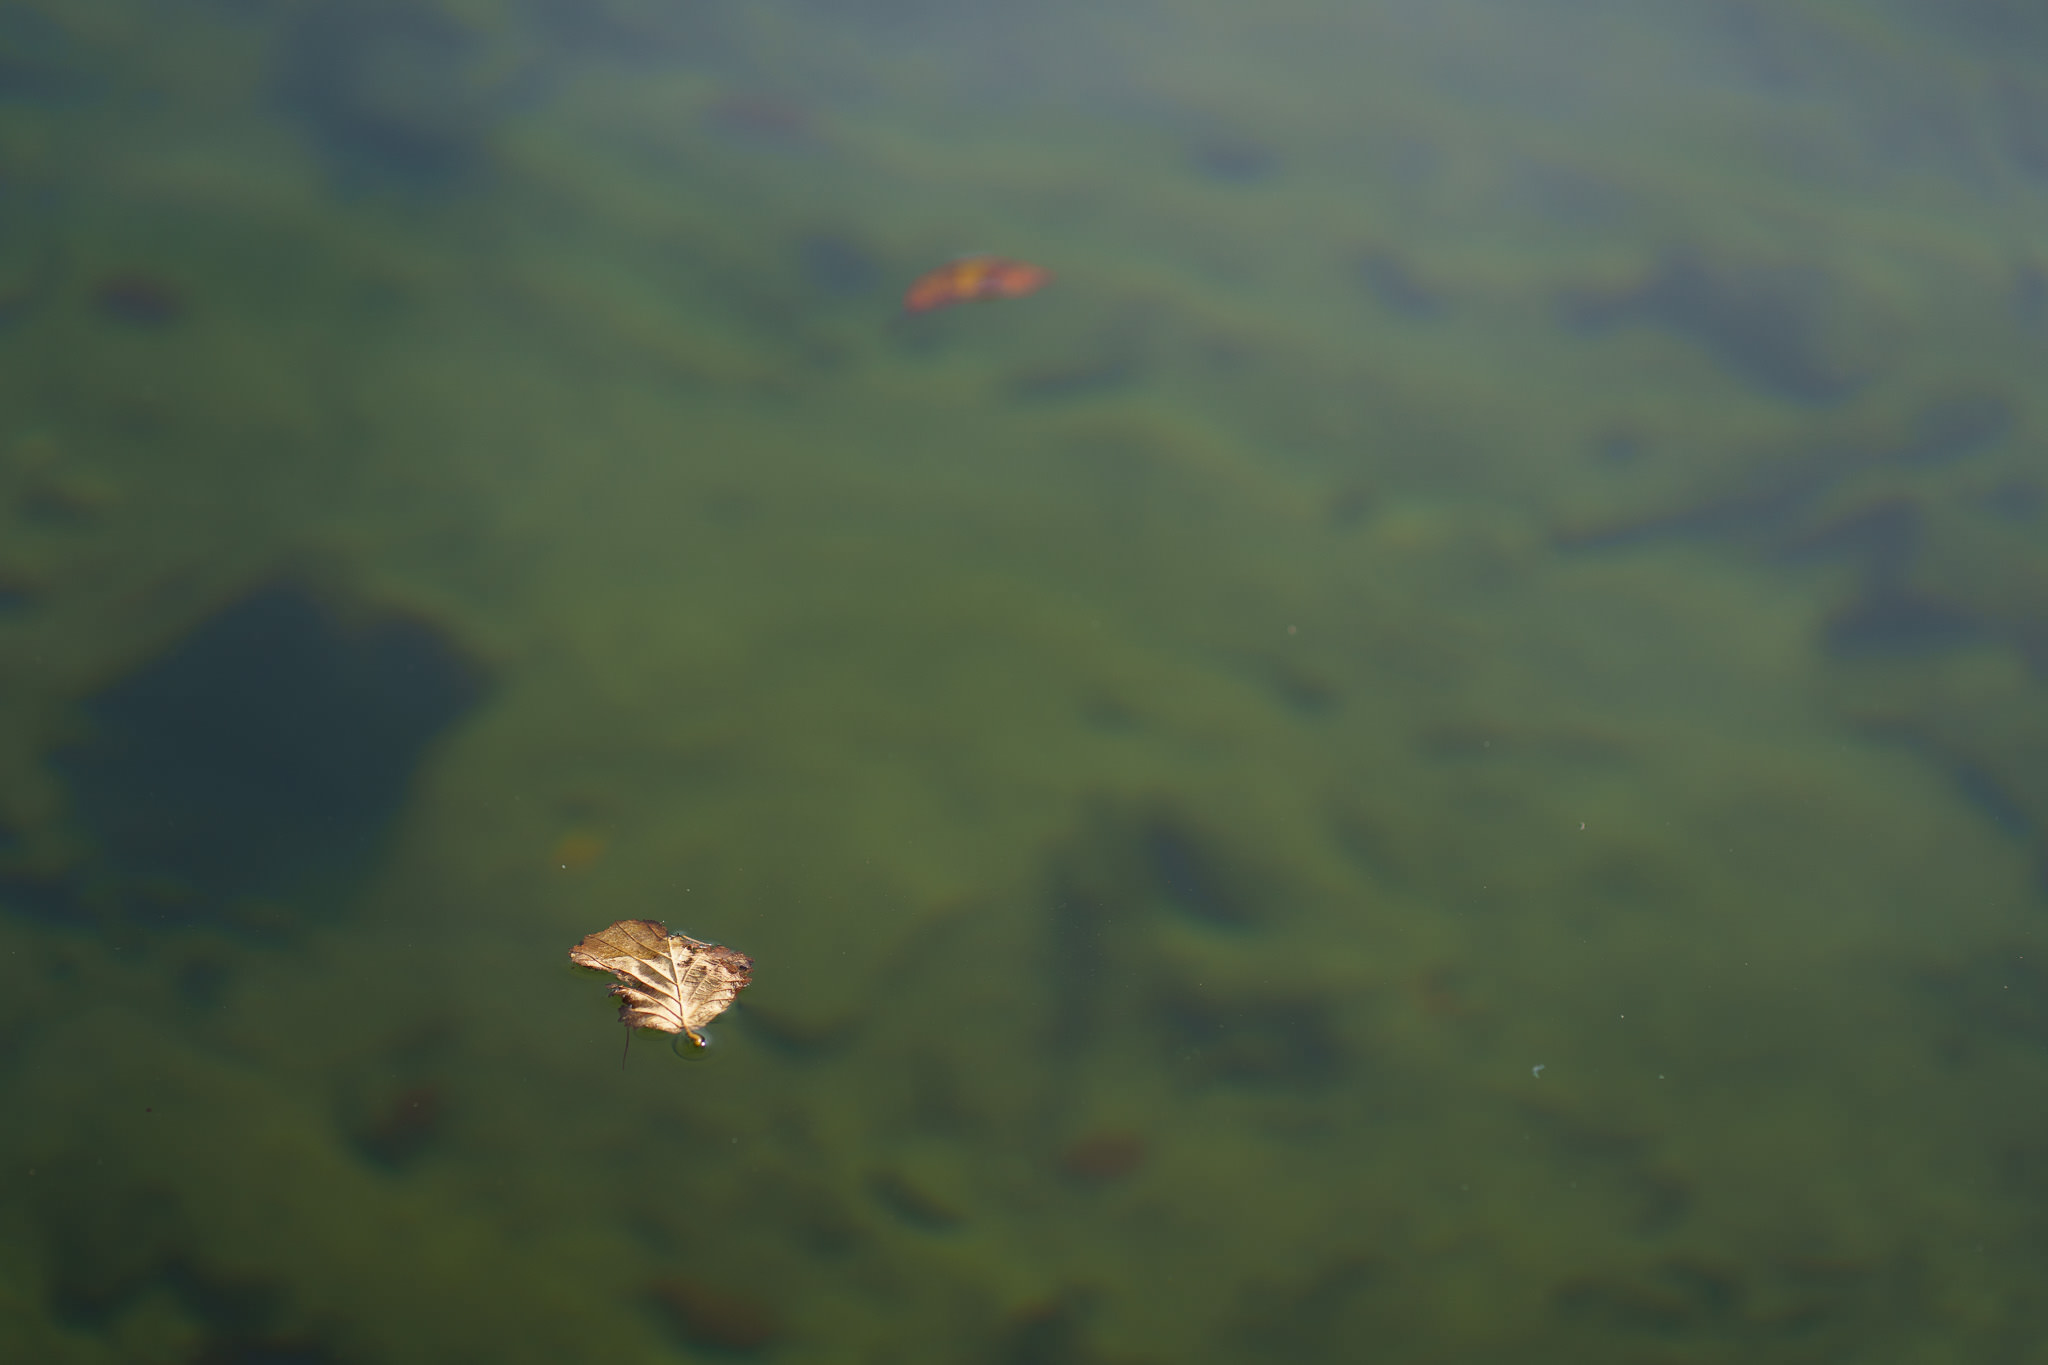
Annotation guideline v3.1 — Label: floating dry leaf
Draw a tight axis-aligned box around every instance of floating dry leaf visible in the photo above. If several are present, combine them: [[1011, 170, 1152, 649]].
[[569, 919, 753, 1046]]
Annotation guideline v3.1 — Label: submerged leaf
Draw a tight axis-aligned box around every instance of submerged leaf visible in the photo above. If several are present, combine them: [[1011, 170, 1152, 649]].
[[569, 919, 753, 1047]]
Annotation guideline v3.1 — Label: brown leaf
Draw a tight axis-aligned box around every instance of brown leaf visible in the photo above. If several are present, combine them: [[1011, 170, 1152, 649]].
[[569, 919, 753, 1046], [1058, 1130, 1148, 1183], [649, 1276, 780, 1353]]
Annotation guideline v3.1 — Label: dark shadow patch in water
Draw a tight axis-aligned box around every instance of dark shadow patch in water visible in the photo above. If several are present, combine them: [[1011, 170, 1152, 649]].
[[868, 1168, 965, 1232], [1518, 1100, 1696, 1235], [1993, 78, 2048, 184], [1042, 875, 1120, 1057], [1552, 1256, 1746, 1338], [39, 1174, 341, 1362], [0, 4, 85, 106], [729, 1000, 857, 1059], [649, 1275, 783, 1355], [1190, 134, 1278, 184], [2014, 262, 2048, 328], [1159, 989, 1346, 1089], [275, 0, 511, 190], [1822, 589, 1984, 657], [1895, 392, 2013, 465], [1553, 395, 2033, 664], [1229, 1252, 1386, 1359], [335, 1017, 461, 1171], [1853, 718, 2043, 884], [1144, 815, 1261, 931], [1946, 759, 2037, 841], [1037, 798, 1290, 1077], [350, 1082, 447, 1171], [1354, 250, 1444, 320], [1781, 496, 1922, 578], [1006, 356, 1140, 403], [1919, 947, 2048, 1062], [0, 867, 79, 926], [1261, 656, 1340, 715], [51, 580, 487, 926], [995, 1292, 1101, 1365], [93, 271, 187, 327], [194, 1345, 339, 1365], [1979, 477, 2043, 522], [800, 232, 880, 295], [1552, 437, 1868, 552], [1558, 248, 1861, 403]]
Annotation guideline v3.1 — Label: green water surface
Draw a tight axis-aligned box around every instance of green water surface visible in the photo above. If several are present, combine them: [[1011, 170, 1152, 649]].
[[2, 2, 2046, 1361]]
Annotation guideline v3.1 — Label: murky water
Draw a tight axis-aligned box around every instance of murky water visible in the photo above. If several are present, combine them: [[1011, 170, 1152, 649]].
[[2, 2, 2046, 1361]]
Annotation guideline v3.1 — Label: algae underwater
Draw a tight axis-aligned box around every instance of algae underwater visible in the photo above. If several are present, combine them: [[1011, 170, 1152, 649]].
[[1, 0, 2047, 1361]]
